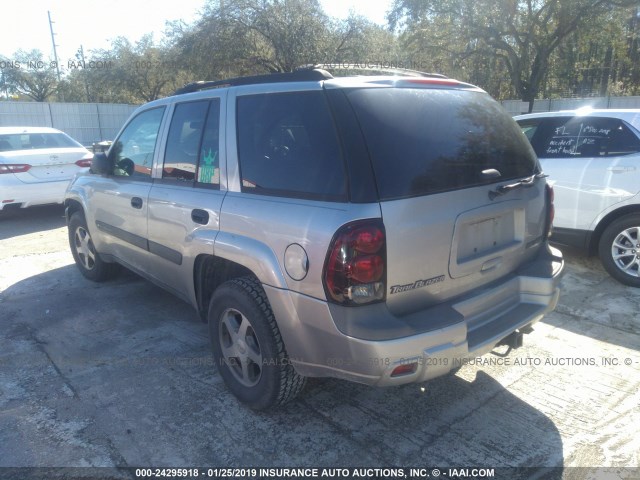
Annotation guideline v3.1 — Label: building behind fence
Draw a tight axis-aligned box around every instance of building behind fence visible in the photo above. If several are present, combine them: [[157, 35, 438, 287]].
[[2, 96, 640, 146], [0, 102, 138, 146]]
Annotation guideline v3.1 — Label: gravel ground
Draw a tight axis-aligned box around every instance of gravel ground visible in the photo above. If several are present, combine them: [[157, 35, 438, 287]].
[[0, 205, 638, 479]]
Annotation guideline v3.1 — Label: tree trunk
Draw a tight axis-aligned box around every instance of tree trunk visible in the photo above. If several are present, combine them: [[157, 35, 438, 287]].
[[599, 45, 614, 97]]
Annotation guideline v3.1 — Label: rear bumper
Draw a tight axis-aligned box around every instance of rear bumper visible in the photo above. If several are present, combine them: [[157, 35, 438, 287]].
[[550, 227, 592, 252], [265, 244, 564, 386], [0, 175, 69, 210]]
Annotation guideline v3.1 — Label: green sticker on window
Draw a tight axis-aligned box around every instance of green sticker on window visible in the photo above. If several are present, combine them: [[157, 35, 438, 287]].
[[199, 148, 218, 183]]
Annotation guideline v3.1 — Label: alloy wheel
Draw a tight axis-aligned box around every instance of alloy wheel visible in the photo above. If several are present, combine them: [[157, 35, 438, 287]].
[[610, 226, 640, 278], [218, 308, 263, 387], [74, 226, 96, 271]]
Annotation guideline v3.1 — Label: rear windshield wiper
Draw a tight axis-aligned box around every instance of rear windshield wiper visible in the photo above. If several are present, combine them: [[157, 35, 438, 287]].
[[489, 173, 547, 200]]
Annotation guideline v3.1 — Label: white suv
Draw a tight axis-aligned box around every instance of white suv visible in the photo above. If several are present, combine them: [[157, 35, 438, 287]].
[[516, 109, 640, 286]]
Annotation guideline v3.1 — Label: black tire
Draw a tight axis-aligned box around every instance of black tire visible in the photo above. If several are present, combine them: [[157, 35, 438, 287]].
[[68, 212, 119, 282], [208, 277, 306, 410], [598, 214, 640, 287]]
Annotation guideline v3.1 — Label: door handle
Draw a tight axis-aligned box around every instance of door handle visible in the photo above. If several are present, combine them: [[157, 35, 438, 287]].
[[131, 197, 143, 209], [191, 209, 209, 225], [607, 166, 636, 173], [481, 256, 502, 272]]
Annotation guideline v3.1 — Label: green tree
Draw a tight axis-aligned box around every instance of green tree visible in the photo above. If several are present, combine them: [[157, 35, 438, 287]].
[[389, 0, 639, 110], [544, 7, 640, 97], [612, 6, 640, 95], [173, 0, 405, 83], [87, 35, 190, 103], [176, 0, 335, 76], [329, 14, 404, 65], [2, 50, 58, 101]]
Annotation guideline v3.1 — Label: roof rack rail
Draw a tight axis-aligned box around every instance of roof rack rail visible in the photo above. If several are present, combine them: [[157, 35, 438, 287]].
[[298, 63, 448, 79], [173, 69, 334, 96]]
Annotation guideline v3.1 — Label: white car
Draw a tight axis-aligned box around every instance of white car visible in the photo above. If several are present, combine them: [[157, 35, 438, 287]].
[[0, 127, 93, 212], [516, 109, 640, 287]]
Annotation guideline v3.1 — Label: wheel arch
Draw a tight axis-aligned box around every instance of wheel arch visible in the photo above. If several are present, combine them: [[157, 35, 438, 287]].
[[589, 205, 640, 255], [193, 230, 290, 321], [193, 254, 256, 322], [64, 198, 84, 223]]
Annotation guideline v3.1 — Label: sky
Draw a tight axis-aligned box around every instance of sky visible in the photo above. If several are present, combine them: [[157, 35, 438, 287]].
[[0, 0, 392, 67]]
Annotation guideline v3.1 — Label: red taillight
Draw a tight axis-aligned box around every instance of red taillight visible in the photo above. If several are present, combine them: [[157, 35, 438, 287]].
[[75, 159, 92, 168], [76, 153, 94, 168], [323, 220, 386, 306], [0, 164, 31, 174], [391, 363, 418, 377], [545, 183, 555, 237], [348, 226, 384, 254], [348, 255, 384, 283]]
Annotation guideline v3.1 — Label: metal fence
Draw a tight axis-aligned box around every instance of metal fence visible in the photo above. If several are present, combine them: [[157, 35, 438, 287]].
[[0, 101, 138, 146], [502, 96, 640, 115]]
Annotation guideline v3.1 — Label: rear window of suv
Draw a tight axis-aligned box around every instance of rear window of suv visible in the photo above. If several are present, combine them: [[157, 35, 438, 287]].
[[345, 88, 539, 200]]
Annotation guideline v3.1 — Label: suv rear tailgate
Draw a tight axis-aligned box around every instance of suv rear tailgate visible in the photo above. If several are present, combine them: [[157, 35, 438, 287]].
[[381, 184, 546, 316], [343, 84, 547, 317]]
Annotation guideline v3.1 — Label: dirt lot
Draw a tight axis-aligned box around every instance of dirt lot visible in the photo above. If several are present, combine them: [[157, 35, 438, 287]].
[[0, 205, 638, 479]]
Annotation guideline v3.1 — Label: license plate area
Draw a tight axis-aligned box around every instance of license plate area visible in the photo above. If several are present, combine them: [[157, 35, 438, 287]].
[[30, 164, 70, 180], [449, 203, 525, 279]]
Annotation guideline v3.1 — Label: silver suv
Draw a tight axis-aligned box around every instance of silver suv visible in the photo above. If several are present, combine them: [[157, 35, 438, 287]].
[[65, 68, 564, 409]]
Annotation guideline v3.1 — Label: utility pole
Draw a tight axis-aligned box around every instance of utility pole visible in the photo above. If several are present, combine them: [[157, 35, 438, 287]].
[[77, 45, 91, 102], [48, 10, 64, 100]]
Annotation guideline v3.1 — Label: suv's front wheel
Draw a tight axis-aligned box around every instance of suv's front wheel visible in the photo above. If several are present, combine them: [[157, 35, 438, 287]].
[[208, 277, 306, 410], [68, 212, 119, 282], [599, 214, 640, 287]]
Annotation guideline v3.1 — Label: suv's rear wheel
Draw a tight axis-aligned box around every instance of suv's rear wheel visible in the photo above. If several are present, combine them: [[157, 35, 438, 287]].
[[208, 277, 306, 410], [599, 214, 640, 287], [68, 212, 119, 282]]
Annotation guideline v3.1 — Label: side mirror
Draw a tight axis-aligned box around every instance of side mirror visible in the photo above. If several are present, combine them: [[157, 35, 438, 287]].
[[90, 152, 112, 175]]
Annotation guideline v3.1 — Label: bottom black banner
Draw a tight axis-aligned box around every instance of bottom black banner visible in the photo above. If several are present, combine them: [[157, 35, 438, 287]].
[[0, 466, 637, 480]]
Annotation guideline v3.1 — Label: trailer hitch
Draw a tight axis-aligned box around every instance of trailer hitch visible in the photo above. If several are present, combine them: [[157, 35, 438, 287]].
[[490, 326, 533, 357]]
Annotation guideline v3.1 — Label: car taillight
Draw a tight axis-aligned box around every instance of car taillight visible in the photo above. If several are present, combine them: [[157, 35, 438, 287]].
[[545, 183, 555, 237], [75, 153, 93, 168], [323, 220, 386, 306], [0, 164, 31, 174]]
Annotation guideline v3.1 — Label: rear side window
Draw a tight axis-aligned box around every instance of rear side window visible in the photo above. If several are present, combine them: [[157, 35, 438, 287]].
[[197, 101, 221, 186], [163, 101, 209, 181], [520, 116, 640, 158], [236, 91, 346, 201], [346, 88, 539, 200], [163, 99, 221, 186]]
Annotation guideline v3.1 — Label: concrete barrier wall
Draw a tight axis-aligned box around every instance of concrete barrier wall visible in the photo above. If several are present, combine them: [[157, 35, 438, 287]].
[[0, 101, 138, 146]]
